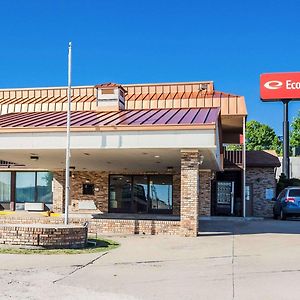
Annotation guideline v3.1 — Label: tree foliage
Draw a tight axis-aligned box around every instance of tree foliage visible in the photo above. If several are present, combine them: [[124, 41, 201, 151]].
[[290, 111, 300, 148], [277, 173, 300, 196], [246, 120, 282, 153]]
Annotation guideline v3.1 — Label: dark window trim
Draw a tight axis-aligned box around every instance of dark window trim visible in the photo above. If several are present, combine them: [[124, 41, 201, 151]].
[[108, 174, 173, 214], [11, 172, 15, 209]]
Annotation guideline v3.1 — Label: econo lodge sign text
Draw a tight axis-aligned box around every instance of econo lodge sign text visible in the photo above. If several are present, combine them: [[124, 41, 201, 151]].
[[260, 72, 300, 101]]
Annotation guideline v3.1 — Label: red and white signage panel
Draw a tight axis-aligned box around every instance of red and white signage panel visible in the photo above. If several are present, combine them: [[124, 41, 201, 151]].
[[260, 72, 300, 101]]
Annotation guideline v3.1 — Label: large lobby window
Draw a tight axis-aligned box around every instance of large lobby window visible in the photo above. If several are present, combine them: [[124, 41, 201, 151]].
[[109, 175, 173, 213], [0, 172, 11, 203], [149, 175, 172, 211], [16, 172, 35, 203], [16, 172, 53, 203], [37, 172, 53, 203]]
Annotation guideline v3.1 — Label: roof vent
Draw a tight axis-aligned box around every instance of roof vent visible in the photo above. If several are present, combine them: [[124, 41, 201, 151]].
[[95, 83, 127, 111], [199, 83, 208, 91]]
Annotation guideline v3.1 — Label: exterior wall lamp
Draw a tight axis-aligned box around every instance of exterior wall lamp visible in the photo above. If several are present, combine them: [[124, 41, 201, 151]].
[[199, 154, 204, 165], [30, 155, 39, 161]]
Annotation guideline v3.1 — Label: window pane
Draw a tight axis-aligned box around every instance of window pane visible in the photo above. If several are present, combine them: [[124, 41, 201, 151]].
[[16, 172, 35, 203], [133, 176, 148, 213], [0, 172, 11, 202], [149, 175, 172, 210], [37, 172, 53, 203], [289, 189, 300, 197], [109, 175, 132, 212], [82, 183, 94, 195]]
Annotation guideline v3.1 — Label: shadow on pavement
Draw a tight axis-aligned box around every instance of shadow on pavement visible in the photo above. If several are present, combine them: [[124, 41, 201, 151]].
[[199, 218, 300, 236]]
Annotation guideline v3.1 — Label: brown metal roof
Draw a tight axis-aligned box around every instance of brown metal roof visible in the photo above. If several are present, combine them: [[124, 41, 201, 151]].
[[224, 150, 281, 168], [0, 81, 247, 116], [0, 107, 220, 130], [94, 82, 126, 91], [246, 150, 281, 168]]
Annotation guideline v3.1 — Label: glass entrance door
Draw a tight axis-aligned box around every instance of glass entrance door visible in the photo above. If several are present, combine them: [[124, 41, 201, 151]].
[[109, 175, 132, 213], [133, 176, 148, 213]]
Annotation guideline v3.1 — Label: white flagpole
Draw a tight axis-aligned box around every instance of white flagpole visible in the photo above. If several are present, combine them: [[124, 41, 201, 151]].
[[64, 42, 72, 225]]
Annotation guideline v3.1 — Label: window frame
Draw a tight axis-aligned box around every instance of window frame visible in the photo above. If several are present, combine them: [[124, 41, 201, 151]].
[[0, 171, 53, 205], [0, 171, 12, 203], [108, 174, 173, 214]]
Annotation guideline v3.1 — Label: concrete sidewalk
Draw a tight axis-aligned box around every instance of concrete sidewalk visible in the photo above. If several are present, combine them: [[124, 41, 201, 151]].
[[1, 219, 300, 299]]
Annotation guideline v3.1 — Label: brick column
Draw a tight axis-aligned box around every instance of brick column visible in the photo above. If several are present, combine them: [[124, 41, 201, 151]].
[[172, 173, 181, 215], [52, 171, 64, 213], [199, 171, 212, 216], [180, 150, 200, 237]]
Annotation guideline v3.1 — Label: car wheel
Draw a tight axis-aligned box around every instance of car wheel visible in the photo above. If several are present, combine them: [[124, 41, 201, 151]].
[[280, 209, 287, 220]]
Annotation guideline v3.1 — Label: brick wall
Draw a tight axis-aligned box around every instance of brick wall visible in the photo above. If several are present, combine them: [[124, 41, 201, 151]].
[[52, 171, 109, 213], [0, 224, 87, 248], [172, 174, 181, 215], [246, 167, 276, 217], [199, 171, 211, 216], [0, 216, 180, 236], [70, 171, 109, 213], [53, 171, 182, 215], [52, 171, 64, 212], [180, 151, 200, 237]]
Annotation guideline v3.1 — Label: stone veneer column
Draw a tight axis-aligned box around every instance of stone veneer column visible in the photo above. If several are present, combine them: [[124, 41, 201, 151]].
[[180, 150, 200, 237]]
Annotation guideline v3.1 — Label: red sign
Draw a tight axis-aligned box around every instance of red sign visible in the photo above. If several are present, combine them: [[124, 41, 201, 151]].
[[260, 72, 300, 101]]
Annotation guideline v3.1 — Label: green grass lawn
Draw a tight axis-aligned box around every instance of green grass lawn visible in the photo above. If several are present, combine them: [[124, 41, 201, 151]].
[[0, 238, 119, 255]]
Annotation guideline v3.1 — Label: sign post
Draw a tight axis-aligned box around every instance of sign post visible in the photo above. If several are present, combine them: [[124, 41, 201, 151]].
[[283, 100, 290, 178], [260, 72, 300, 179]]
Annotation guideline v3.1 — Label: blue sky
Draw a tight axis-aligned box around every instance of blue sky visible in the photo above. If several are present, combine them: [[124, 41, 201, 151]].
[[0, 0, 299, 134]]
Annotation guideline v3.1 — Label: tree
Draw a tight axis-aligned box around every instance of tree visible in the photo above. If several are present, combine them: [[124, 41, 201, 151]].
[[246, 120, 282, 153], [290, 111, 300, 148], [277, 173, 300, 196]]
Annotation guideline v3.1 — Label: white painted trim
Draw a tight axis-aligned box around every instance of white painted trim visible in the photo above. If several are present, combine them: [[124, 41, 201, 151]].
[[0, 129, 217, 150], [0, 81, 214, 91]]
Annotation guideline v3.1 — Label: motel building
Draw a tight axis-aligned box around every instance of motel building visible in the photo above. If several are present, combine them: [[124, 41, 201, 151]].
[[0, 81, 280, 236]]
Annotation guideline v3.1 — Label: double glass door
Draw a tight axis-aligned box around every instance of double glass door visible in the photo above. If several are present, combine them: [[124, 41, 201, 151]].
[[109, 175, 173, 214]]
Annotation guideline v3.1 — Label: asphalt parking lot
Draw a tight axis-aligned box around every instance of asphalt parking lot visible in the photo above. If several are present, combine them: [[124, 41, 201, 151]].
[[1, 219, 300, 300]]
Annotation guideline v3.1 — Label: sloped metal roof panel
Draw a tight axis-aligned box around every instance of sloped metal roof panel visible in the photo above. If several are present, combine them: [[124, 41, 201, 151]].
[[0, 107, 220, 129]]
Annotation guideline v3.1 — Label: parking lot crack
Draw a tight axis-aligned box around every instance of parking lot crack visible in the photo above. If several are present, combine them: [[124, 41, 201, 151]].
[[53, 252, 109, 284]]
